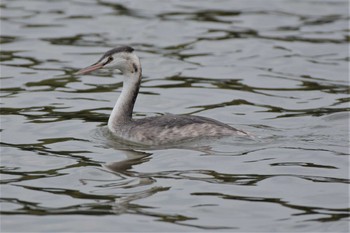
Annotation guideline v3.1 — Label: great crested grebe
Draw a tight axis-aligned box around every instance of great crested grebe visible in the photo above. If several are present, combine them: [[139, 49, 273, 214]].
[[76, 46, 249, 145]]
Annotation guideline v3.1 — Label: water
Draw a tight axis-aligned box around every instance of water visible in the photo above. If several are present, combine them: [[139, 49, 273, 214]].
[[1, 0, 349, 232]]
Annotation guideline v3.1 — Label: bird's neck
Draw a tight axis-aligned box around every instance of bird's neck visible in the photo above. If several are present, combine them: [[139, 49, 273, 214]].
[[108, 69, 141, 131]]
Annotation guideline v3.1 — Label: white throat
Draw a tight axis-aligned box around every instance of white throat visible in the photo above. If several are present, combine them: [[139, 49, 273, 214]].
[[107, 55, 142, 133]]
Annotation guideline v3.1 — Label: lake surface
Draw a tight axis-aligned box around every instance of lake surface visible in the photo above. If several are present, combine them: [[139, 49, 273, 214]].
[[1, 0, 349, 232]]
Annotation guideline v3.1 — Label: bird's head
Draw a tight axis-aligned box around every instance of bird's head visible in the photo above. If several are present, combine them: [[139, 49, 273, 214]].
[[76, 46, 140, 75]]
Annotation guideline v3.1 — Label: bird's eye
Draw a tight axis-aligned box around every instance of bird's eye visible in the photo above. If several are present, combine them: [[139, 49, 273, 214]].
[[103, 56, 113, 65]]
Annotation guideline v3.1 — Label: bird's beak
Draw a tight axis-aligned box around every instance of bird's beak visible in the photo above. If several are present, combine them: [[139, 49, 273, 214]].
[[75, 62, 104, 75]]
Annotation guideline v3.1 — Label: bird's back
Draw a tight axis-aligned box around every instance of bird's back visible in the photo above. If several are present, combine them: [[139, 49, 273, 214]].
[[110, 114, 247, 145]]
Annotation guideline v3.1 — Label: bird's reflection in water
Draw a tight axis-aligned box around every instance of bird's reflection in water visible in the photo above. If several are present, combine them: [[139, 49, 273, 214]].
[[103, 149, 173, 214], [88, 128, 169, 213], [104, 149, 152, 175]]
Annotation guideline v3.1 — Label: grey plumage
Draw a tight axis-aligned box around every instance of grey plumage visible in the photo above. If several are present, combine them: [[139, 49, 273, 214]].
[[114, 114, 247, 145]]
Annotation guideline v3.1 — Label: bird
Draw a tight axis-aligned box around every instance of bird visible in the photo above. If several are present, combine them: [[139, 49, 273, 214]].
[[76, 46, 249, 145]]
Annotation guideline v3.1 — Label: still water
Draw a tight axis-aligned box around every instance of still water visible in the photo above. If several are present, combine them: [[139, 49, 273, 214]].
[[1, 0, 349, 232]]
